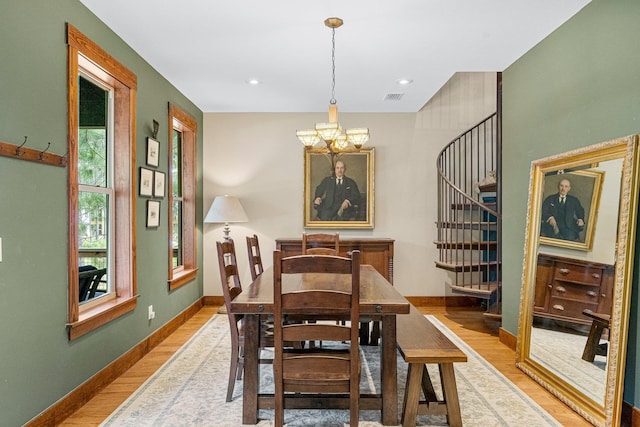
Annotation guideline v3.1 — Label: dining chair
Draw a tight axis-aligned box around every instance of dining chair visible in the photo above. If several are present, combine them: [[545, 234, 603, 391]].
[[273, 250, 361, 427], [78, 266, 107, 302], [301, 232, 340, 255], [246, 234, 264, 281], [217, 238, 274, 402]]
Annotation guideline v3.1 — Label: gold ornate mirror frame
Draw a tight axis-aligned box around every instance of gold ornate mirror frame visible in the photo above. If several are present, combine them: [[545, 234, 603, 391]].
[[516, 135, 640, 426]]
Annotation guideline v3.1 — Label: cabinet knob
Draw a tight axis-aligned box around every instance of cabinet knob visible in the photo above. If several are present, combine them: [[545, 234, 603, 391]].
[[586, 291, 597, 297], [601, 294, 607, 298], [592, 273, 600, 279], [552, 304, 565, 311], [559, 268, 569, 275], [556, 286, 566, 293]]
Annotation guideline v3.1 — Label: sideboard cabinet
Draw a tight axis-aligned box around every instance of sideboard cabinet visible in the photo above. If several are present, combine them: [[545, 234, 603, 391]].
[[275, 238, 394, 284], [534, 253, 614, 326]]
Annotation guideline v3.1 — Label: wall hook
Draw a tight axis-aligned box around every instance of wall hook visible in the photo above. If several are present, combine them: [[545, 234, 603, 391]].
[[39, 142, 51, 160], [16, 136, 28, 156]]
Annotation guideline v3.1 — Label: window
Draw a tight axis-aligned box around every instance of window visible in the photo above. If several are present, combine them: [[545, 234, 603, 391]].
[[168, 104, 197, 289], [67, 24, 137, 339]]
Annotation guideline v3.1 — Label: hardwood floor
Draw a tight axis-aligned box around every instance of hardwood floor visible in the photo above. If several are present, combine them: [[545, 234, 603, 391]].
[[59, 305, 591, 426]]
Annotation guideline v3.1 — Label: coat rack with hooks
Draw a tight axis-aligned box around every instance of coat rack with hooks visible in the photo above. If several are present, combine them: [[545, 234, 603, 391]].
[[0, 137, 67, 167]]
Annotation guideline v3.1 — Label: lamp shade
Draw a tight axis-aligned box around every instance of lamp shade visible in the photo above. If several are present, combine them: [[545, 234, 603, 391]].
[[204, 195, 248, 223]]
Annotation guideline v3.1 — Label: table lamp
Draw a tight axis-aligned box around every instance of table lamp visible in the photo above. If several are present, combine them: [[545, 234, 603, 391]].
[[204, 195, 248, 241]]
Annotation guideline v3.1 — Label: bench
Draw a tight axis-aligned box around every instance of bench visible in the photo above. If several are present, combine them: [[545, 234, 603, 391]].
[[396, 305, 467, 427]]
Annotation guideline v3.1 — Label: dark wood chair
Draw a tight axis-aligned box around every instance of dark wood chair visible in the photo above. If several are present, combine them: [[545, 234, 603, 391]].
[[78, 266, 107, 302], [273, 250, 361, 427], [246, 234, 264, 281], [217, 239, 274, 402], [301, 232, 339, 255]]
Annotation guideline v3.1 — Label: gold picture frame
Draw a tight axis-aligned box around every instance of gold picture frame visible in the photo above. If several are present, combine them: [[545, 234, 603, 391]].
[[304, 148, 374, 229], [539, 169, 604, 251]]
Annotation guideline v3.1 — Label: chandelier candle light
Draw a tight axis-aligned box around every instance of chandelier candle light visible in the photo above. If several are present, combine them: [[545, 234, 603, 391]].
[[296, 17, 370, 155]]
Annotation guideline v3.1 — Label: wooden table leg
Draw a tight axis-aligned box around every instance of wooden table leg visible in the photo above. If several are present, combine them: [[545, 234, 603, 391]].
[[439, 363, 462, 427], [582, 319, 606, 362], [243, 314, 259, 425], [381, 315, 398, 425]]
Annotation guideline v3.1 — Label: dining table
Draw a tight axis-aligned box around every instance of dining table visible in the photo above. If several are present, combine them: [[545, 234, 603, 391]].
[[229, 263, 410, 425]]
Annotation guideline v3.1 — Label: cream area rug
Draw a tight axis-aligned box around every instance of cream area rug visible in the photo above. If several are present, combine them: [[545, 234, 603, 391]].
[[101, 315, 562, 427]]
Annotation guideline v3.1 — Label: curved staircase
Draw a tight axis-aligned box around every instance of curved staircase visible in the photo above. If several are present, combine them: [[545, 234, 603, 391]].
[[435, 113, 502, 318]]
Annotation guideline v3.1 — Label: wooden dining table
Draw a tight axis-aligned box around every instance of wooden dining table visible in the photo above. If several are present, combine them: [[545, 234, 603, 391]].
[[230, 264, 410, 425]]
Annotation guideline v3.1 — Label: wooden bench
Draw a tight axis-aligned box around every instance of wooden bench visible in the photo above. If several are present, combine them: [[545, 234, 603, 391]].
[[396, 305, 467, 427]]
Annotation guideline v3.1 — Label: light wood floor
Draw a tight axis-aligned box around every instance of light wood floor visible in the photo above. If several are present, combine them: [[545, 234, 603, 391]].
[[59, 305, 590, 426]]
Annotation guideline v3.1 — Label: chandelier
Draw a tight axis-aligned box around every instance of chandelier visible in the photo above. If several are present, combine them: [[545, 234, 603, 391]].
[[296, 17, 370, 153]]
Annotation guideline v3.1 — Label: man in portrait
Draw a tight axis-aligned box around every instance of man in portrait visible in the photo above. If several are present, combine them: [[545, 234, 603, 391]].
[[541, 177, 585, 241], [313, 159, 361, 221]]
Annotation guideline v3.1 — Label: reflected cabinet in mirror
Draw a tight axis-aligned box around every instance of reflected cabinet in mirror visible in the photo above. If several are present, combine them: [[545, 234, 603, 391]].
[[517, 135, 640, 427]]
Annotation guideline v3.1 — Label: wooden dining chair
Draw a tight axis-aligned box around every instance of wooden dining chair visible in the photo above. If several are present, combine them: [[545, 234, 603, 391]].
[[217, 239, 273, 402], [273, 250, 361, 427], [246, 234, 264, 281], [301, 232, 340, 255]]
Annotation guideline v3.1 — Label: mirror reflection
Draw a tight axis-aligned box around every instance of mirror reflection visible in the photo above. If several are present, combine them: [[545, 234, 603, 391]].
[[530, 157, 622, 405], [517, 136, 640, 427]]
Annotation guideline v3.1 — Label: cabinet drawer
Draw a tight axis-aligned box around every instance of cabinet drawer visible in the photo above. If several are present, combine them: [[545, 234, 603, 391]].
[[553, 262, 603, 285], [551, 282, 600, 302], [548, 297, 598, 320]]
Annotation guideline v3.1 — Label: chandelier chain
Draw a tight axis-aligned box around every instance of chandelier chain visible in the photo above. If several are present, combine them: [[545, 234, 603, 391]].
[[330, 27, 337, 105]]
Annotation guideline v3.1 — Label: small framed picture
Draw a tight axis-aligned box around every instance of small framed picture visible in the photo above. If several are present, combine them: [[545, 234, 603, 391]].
[[146, 137, 160, 167], [140, 167, 154, 197], [147, 200, 160, 228], [154, 171, 165, 198]]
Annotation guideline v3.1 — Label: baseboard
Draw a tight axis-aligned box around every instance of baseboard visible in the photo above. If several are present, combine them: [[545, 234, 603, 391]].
[[622, 400, 640, 427], [406, 295, 483, 307], [499, 327, 517, 350], [202, 295, 224, 306], [25, 298, 204, 426]]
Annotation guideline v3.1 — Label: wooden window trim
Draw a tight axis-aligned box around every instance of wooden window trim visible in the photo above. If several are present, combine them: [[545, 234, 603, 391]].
[[67, 24, 137, 339], [168, 104, 197, 290]]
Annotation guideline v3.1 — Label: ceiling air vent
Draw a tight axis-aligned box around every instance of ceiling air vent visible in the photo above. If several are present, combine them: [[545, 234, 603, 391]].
[[384, 93, 404, 101]]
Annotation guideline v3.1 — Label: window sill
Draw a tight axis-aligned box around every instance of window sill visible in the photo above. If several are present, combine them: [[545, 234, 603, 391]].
[[169, 268, 198, 290], [68, 295, 139, 340]]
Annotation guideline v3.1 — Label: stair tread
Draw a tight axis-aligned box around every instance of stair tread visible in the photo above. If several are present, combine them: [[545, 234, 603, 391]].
[[450, 282, 501, 297], [435, 260, 500, 273], [477, 183, 497, 192], [450, 202, 497, 211]]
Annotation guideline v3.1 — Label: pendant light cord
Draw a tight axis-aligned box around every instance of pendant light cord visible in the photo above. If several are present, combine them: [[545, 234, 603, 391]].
[[330, 27, 337, 106]]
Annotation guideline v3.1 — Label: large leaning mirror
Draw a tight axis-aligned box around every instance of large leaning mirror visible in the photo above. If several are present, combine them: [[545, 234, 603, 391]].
[[516, 135, 640, 427]]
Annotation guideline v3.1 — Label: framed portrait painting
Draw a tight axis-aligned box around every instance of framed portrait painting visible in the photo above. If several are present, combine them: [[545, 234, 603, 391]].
[[539, 169, 604, 250], [304, 147, 374, 229]]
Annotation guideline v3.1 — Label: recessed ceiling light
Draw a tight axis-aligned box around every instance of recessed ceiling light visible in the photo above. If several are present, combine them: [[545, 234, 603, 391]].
[[246, 79, 261, 85], [395, 78, 413, 85]]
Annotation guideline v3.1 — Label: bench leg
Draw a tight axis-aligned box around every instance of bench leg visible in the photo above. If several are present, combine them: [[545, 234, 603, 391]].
[[401, 363, 423, 427], [439, 363, 462, 427], [582, 320, 606, 362]]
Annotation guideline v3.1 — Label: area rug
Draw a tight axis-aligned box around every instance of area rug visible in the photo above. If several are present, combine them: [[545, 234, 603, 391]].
[[530, 326, 606, 404], [101, 315, 561, 427]]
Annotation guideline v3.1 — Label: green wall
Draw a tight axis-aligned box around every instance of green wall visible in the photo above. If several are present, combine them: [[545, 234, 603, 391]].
[[502, 0, 640, 406], [0, 1, 203, 425]]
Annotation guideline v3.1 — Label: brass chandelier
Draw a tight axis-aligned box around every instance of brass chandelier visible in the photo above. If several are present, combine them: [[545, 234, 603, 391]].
[[296, 17, 370, 152]]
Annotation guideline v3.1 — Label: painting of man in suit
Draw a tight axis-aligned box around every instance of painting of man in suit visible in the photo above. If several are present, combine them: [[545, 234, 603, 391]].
[[541, 178, 585, 241], [304, 148, 374, 229]]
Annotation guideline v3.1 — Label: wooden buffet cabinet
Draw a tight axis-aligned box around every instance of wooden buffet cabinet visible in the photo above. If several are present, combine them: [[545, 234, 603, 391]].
[[534, 253, 614, 326], [275, 237, 395, 284]]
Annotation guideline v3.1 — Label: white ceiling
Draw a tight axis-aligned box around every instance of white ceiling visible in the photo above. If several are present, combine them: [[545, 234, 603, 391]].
[[79, 0, 590, 113]]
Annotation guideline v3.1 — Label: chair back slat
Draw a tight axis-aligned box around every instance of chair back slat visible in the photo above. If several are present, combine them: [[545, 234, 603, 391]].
[[246, 234, 264, 281], [301, 232, 340, 255]]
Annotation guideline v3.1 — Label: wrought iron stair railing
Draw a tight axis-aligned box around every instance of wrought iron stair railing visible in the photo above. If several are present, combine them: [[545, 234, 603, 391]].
[[435, 113, 501, 316]]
